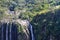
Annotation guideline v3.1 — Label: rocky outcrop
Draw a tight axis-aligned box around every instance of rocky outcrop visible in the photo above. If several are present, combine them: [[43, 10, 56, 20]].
[[17, 19, 30, 40]]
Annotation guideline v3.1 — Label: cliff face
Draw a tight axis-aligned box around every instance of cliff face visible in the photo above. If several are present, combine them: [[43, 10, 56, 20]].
[[0, 19, 30, 40], [31, 9, 60, 40]]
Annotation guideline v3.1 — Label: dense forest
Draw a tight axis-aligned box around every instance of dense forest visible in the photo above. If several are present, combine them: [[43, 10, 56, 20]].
[[0, 0, 60, 40]]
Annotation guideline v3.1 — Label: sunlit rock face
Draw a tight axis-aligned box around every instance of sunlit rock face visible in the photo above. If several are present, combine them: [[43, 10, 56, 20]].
[[17, 19, 30, 40], [0, 19, 30, 40]]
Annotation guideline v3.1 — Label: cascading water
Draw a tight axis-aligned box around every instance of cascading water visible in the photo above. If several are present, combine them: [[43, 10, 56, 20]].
[[1, 23, 3, 40], [10, 23, 12, 40], [29, 24, 35, 40], [6, 23, 8, 40], [0, 22, 17, 40], [0, 20, 32, 40]]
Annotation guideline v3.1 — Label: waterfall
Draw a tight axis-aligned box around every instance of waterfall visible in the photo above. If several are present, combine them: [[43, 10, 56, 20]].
[[29, 24, 35, 40], [10, 23, 12, 40], [1, 23, 3, 40], [0, 22, 17, 40], [6, 23, 8, 40]]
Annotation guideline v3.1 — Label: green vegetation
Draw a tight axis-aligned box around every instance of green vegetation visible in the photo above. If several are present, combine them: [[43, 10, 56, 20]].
[[31, 9, 60, 40]]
